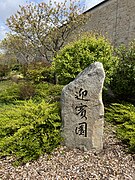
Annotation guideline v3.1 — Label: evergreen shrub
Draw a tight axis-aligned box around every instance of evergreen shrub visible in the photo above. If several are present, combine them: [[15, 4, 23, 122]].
[[0, 100, 62, 165], [0, 82, 35, 104], [0, 83, 20, 104], [34, 83, 63, 103], [26, 63, 54, 84], [110, 41, 135, 103], [0, 64, 10, 77], [105, 103, 135, 152], [53, 33, 118, 85], [0, 81, 63, 104], [19, 82, 35, 100]]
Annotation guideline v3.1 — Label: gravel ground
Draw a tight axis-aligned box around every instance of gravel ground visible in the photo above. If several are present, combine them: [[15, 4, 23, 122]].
[[0, 123, 135, 180]]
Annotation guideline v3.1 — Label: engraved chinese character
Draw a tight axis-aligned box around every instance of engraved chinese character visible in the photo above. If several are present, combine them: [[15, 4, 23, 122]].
[[75, 122, 87, 137], [75, 88, 89, 101], [75, 103, 87, 119]]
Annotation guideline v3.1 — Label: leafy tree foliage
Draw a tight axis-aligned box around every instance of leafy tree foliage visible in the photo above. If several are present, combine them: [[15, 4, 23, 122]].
[[0, 34, 35, 65], [6, 0, 88, 62]]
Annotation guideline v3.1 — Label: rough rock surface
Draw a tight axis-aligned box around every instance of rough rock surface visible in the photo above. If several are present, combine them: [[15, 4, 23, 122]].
[[61, 62, 105, 151]]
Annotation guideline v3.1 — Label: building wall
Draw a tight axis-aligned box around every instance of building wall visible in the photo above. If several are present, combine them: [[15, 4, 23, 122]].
[[84, 0, 135, 46]]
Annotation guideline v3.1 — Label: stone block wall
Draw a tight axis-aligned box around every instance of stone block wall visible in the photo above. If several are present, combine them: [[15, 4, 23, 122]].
[[83, 0, 135, 46]]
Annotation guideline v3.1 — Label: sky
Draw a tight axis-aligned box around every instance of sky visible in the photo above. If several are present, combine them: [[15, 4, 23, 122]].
[[0, 0, 104, 41]]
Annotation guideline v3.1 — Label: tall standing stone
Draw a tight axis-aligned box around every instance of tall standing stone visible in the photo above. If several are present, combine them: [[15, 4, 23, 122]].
[[61, 62, 105, 151]]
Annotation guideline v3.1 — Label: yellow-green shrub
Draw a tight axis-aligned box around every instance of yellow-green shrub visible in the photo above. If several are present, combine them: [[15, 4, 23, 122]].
[[0, 82, 35, 104], [0, 81, 63, 104], [0, 100, 62, 165], [105, 103, 135, 152], [34, 83, 63, 103], [0, 83, 20, 104], [26, 66, 54, 84], [53, 34, 118, 85]]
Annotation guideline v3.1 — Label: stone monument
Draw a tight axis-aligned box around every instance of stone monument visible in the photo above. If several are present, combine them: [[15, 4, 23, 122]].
[[61, 62, 105, 151]]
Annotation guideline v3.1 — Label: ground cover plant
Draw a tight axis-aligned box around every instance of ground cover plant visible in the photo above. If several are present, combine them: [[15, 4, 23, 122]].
[[105, 103, 135, 152], [0, 80, 63, 165], [0, 80, 63, 104], [0, 80, 13, 93], [0, 100, 62, 166], [0, 82, 20, 104]]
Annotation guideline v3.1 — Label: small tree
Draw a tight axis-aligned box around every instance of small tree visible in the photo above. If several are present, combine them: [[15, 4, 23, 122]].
[[7, 0, 88, 62], [0, 33, 35, 65]]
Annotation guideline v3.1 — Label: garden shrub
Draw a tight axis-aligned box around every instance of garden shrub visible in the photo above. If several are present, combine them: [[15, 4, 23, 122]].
[[0, 100, 62, 165], [26, 68, 45, 83], [0, 83, 20, 104], [34, 83, 63, 103], [105, 103, 135, 152], [0, 80, 13, 93], [110, 41, 135, 103], [9, 71, 24, 83], [0, 64, 10, 77], [0, 82, 35, 103], [53, 33, 118, 85], [26, 63, 54, 84], [11, 64, 22, 72], [0, 80, 63, 104], [19, 82, 35, 100]]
